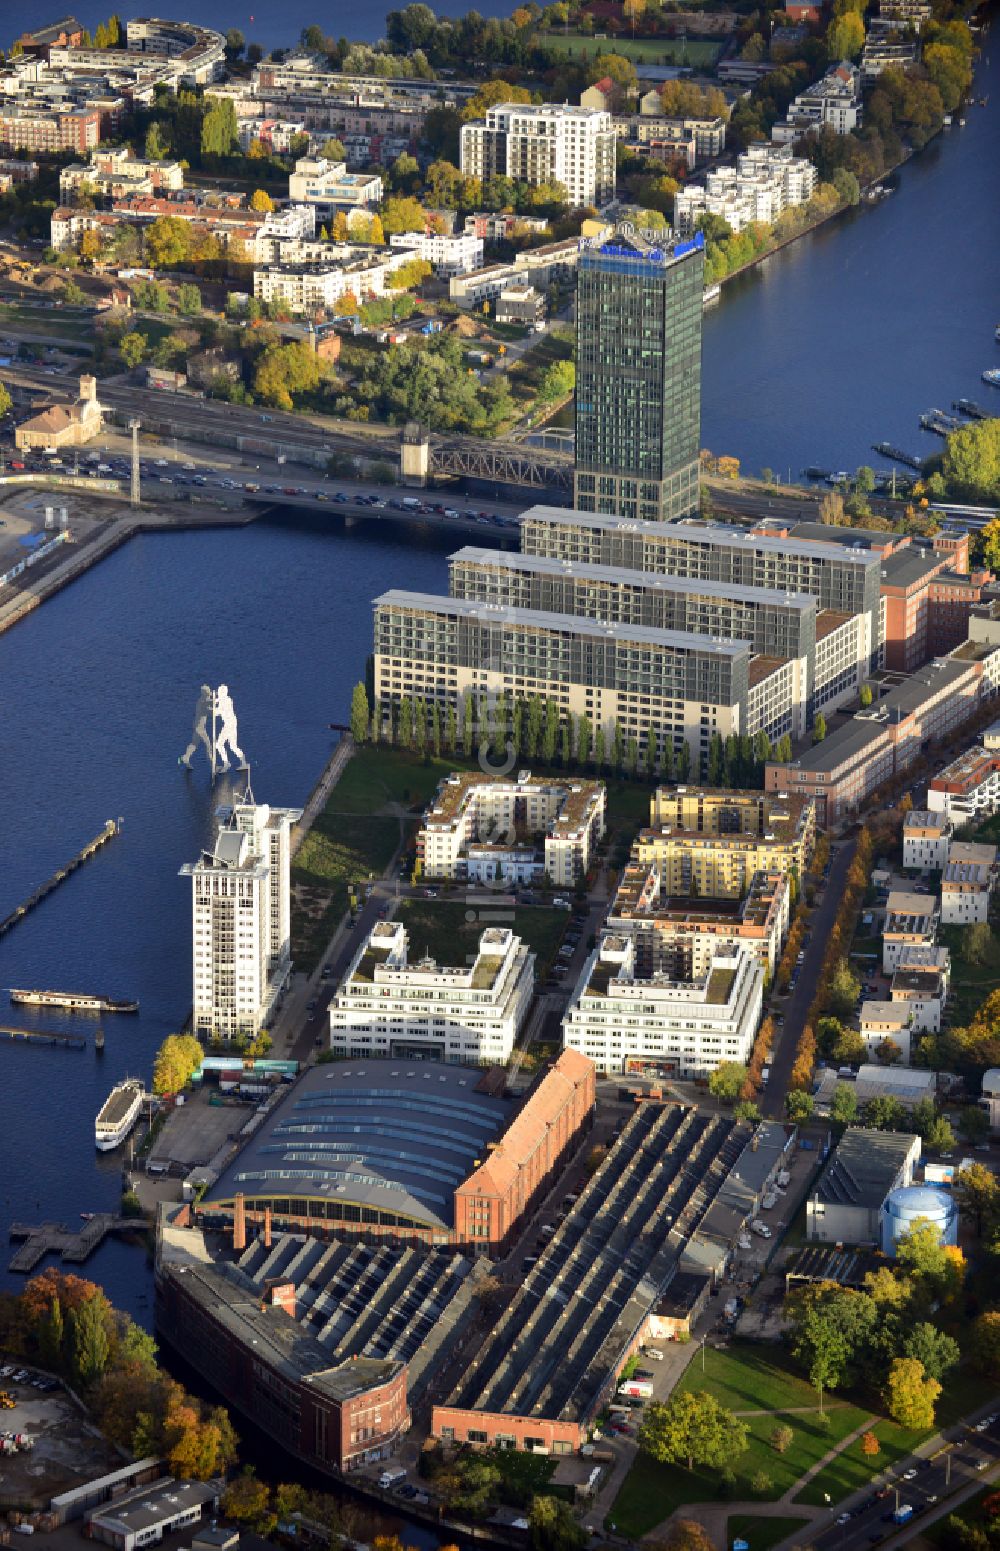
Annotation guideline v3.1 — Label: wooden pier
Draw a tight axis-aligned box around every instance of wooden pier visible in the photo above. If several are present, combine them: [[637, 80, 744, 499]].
[[0, 1025, 87, 1050], [8, 1213, 141, 1273], [0, 819, 120, 940]]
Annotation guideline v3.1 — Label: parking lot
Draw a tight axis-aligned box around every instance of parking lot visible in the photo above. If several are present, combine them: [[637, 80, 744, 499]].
[[0, 1365, 122, 1506]]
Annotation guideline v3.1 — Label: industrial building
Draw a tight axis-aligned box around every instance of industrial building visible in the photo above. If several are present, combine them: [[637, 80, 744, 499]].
[[562, 935, 763, 1078], [573, 233, 703, 524], [179, 790, 300, 1042], [433, 1106, 790, 1452], [609, 863, 791, 978], [881, 1183, 958, 1258], [806, 1127, 920, 1244], [87, 1479, 218, 1551], [195, 1052, 596, 1257], [327, 920, 535, 1065], [416, 768, 606, 888], [155, 1210, 410, 1475]]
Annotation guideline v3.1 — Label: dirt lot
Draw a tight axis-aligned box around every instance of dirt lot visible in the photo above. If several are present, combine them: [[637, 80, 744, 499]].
[[0, 1370, 122, 1508], [147, 1090, 252, 1173]]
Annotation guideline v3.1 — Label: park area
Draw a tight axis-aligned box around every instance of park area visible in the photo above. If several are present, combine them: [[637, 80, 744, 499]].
[[545, 31, 722, 65], [608, 1342, 999, 1539]]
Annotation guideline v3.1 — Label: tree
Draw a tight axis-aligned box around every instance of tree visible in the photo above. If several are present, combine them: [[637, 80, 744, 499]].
[[637, 1391, 749, 1473], [253, 341, 322, 410], [390, 256, 432, 291], [959, 1105, 990, 1144], [79, 230, 102, 262], [528, 1495, 585, 1551], [538, 360, 575, 403], [956, 1160, 1000, 1237], [859, 684, 873, 708], [656, 1524, 714, 1551], [38, 1295, 65, 1371], [903, 1322, 960, 1383], [861, 1430, 880, 1457], [708, 1062, 748, 1103], [380, 196, 428, 236], [70, 1295, 111, 1388], [145, 121, 170, 160], [587, 52, 638, 93], [175, 283, 201, 317], [0, 380, 11, 420], [826, 12, 865, 60], [973, 1311, 1000, 1379], [770, 1423, 794, 1454], [201, 99, 238, 159], [962, 921, 995, 969], [152, 1033, 204, 1095], [828, 959, 861, 1019], [249, 189, 274, 213], [896, 1220, 965, 1301], [788, 1282, 878, 1404], [864, 1094, 907, 1131], [813, 713, 827, 743], [350, 682, 370, 744], [368, 214, 386, 246], [145, 216, 191, 269], [831, 1083, 858, 1129], [875, 1037, 902, 1067], [225, 28, 245, 59], [943, 419, 1000, 503], [119, 331, 148, 368], [222, 1471, 274, 1533], [884, 1357, 941, 1431], [786, 1090, 814, 1124]]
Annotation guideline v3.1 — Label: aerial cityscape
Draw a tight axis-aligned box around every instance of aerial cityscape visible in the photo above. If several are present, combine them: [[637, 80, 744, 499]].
[[0, 4, 997, 1551]]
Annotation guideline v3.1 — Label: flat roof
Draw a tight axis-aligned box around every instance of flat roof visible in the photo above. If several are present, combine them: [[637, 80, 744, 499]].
[[448, 546, 818, 612], [90, 1480, 217, 1534], [880, 547, 949, 590], [205, 1060, 511, 1231], [518, 507, 882, 569], [375, 590, 751, 656]]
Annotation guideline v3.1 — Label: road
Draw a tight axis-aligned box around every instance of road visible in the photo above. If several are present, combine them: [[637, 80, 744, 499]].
[[803, 1411, 1000, 1551], [761, 838, 858, 1120]]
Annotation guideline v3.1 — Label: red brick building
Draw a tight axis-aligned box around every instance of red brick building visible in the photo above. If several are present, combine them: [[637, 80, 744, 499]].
[[454, 1048, 597, 1253], [0, 106, 99, 156], [156, 1255, 410, 1473]]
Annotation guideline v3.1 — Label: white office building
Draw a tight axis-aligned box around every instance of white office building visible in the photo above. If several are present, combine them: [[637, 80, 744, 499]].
[[562, 936, 763, 1078], [180, 792, 301, 1041], [460, 103, 615, 209], [389, 228, 484, 276], [772, 61, 863, 143], [902, 810, 953, 870], [328, 919, 534, 1064], [288, 155, 383, 212]]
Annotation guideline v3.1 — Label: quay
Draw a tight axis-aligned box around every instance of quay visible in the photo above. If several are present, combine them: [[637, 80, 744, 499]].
[[0, 1025, 87, 1050], [8, 1214, 141, 1274], [0, 818, 119, 939]]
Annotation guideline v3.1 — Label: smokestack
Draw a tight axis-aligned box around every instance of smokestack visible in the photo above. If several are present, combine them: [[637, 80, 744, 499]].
[[263, 1205, 272, 1248], [233, 1192, 246, 1252]]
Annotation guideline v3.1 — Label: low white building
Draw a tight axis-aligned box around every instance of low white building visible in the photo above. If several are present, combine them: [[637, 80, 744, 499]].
[[417, 769, 606, 889], [772, 61, 863, 143], [882, 890, 939, 972], [860, 1000, 913, 1065], [389, 228, 483, 276], [673, 143, 816, 238], [253, 242, 411, 313], [60, 144, 185, 201], [288, 155, 382, 212], [562, 936, 763, 1079], [890, 961, 946, 1035], [87, 1479, 218, 1551], [179, 790, 301, 1042], [239, 117, 308, 154], [328, 918, 534, 1064], [941, 860, 994, 924], [903, 810, 953, 871]]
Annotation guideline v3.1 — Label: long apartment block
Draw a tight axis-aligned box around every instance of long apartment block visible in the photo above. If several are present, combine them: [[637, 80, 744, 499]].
[[373, 589, 803, 759], [449, 545, 865, 717], [518, 506, 882, 671], [636, 786, 815, 897]]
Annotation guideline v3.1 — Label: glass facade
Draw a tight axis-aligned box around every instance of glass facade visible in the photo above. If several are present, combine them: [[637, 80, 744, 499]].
[[574, 239, 704, 523]]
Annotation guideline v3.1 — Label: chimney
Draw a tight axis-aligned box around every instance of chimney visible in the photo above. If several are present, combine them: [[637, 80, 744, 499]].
[[233, 1192, 246, 1252], [263, 1204, 272, 1248]]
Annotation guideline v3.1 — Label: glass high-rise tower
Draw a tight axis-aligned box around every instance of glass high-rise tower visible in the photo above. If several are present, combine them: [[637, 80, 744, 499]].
[[574, 232, 704, 524]]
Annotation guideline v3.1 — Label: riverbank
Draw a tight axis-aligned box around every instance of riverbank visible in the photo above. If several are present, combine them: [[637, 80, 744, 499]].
[[0, 499, 255, 639]]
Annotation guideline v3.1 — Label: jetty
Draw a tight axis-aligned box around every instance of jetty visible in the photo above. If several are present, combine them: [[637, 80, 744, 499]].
[[0, 819, 120, 940], [873, 441, 924, 469], [0, 1025, 87, 1050], [8, 1214, 141, 1274]]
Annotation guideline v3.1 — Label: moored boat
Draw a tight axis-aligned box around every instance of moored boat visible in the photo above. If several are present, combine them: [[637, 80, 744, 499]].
[[9, 988, 138, 1013], [95, 1079, 144, 1151]]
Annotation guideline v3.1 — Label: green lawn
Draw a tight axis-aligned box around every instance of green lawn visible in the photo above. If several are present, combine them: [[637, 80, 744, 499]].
[[675, 1342, 821, 1414], [609, 1404, 870, 1539], [398, 898, 568, 976], [727, 1514, 814, 1551], [544, 31, 722, 65], [938, 923, 1000, 1024]]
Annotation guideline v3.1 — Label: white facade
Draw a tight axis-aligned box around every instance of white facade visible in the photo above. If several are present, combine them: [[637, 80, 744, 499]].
[[890, 964, 945, 1036], [772, 62, 863, 143], [328, 919, 534, 1064], [460, 103, 616, 209], [927, 747, 1000, 822], [903, 809, 953, 870], [253, 243, 410, 312], [418, 770, 606, 889], [673, 145, 816, 238], [882, 890, 939, 972], [941, 861, 993, 924], [288, 155, 383, 210], [180, 794, 301, 1041], [562, 936, 763, 1078], [982, 1069, 1000, 1132], [860, 1001, 912, 1065], [389, 228, 484, 276]]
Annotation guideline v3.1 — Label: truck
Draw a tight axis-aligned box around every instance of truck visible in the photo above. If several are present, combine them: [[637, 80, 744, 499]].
[[618, 1381, 653, 1400], [893, 1504, 913, 1524], [400, 496, 421, 509], [378, 1467, 406, 1489]]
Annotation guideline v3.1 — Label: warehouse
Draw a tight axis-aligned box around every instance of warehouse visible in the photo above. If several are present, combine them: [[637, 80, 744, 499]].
[[805, 1127, 920, 1245]]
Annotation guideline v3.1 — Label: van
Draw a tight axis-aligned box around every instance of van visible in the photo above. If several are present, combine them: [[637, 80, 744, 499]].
[[379, 1468, 406, 1489], [401, 497, 421, 509], [645, 1347, 664, 1362]]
